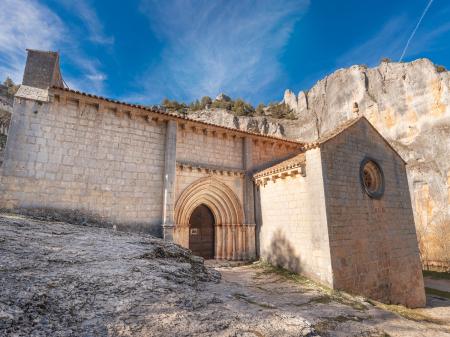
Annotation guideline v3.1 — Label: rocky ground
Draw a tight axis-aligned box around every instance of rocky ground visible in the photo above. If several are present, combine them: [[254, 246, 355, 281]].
[[1, 213, 450, 337]]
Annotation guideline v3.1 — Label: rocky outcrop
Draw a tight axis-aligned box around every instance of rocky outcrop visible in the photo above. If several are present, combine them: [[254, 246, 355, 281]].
[[188, 59, 449, 263], [3, 213, 449, 336], [280, 59, 450, 263], [185, 108, 285, 136]]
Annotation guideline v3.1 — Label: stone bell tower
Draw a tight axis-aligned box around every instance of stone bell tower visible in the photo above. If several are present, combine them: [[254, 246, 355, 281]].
[[22, 49, 64, 89]]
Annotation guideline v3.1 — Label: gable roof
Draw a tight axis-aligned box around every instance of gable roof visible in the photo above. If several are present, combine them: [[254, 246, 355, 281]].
[[253, 153, 305, 179], [254, 115, 406, 179], [312, 116, 406, 164]]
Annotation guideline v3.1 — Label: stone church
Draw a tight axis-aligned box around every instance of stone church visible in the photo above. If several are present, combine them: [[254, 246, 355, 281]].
[[0, 50, 425, 307]]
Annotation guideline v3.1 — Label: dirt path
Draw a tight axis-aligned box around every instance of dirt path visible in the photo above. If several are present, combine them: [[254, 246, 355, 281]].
[[206, 263, 450, 337]]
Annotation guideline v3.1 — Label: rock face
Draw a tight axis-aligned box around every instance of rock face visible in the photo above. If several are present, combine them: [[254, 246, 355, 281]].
[[279, 59, 450, 263], [0, 213, 320, 337], [215, 93, 232, 102], [185, 108, 285, 136], [2, 213, 449, 337], [193, 59, 450, 263]]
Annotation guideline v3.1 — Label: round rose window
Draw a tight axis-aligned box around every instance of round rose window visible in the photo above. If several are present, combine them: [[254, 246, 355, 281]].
[[360, 158, 384, 199]]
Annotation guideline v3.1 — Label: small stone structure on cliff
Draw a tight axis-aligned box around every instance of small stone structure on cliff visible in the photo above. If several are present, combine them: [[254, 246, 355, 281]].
[[0, 50, 426, 307]]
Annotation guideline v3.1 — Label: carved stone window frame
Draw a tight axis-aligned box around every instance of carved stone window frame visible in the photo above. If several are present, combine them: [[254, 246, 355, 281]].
[[359, 157, 385, 199]]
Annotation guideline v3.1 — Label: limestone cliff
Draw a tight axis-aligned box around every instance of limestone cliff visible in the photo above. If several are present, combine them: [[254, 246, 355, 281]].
[[184, 59, 450, 263], [182, 108, 285, 136], [280, 59, 450, 263]]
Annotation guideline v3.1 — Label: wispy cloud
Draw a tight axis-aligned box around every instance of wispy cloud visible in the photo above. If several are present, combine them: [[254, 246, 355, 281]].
[[0, 0, 63, 82], [0, 0, 109, 93], [138, 0, 309, 103], [58, 0, 114, 45]]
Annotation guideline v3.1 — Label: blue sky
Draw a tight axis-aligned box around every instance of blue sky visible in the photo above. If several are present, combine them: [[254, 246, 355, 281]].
[[1, 0, 449, 105]]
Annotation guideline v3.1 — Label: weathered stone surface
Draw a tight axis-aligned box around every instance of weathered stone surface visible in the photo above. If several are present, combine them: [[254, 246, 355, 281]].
[[203, 59, 449, 264], [257, 118, 426, 308], [215, 93, 232, 102], [1, 213, 449, 337], [278, 59, 450, 264], [185, 109, 285, 136]]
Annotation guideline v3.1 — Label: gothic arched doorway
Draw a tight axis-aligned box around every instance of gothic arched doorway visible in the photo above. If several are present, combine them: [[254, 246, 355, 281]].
[[173, 176, 253, 260], [189, 204, 215, 259]]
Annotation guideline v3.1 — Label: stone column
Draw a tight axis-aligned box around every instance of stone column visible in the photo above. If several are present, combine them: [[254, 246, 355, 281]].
[[215, 225, 223, 259], [243, 137, 256, 259], [162, 120, 177, 240], [243, 137, 255, 224]]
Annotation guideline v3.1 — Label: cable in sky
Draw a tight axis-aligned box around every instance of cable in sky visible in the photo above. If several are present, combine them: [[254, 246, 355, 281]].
[[399, 0, 434, 61]]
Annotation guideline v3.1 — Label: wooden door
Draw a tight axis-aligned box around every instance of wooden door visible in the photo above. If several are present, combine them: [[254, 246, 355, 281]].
[[189, 204, 215, 259]]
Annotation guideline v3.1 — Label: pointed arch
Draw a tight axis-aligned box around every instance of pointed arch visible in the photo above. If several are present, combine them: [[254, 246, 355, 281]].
[[175, 176, 244, 226]]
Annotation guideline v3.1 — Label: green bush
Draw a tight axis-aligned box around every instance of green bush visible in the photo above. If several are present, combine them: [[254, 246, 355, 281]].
[[436, 65, 447, 73], [266, 102, 294, 119], [161, 98, 187, 114], [200, 96, 212, 108], [255, 103, 265, 116], [231, 98, 255, 116], [189, 99, 202, 111], [3, 77, 19, 96], [211, 99, 233, 110]]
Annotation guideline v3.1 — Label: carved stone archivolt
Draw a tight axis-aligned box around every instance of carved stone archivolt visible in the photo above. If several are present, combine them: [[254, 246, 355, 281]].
[[173, 176, 255, 260], [174, 176, 244, 226]]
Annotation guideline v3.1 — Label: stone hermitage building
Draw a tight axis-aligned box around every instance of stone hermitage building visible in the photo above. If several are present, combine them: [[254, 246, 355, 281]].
[[0, 50, 425, 307]]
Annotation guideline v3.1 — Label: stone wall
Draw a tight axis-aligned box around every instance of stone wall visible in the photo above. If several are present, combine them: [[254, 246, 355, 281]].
[[176, 127, 244, 169], [258, 148, 333, 286], [252, 140, 298, 171], [280, 59, 450, 266], [0, 97, 166, 235], [320, 118, 425, 308]]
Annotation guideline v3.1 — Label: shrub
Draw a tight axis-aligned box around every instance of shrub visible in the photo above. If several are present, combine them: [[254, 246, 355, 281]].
[[436, 65, 447, 73], [189, 99, 202, 111], [266, 102, 294, 119], [3, 77, 19, 96], [380, 57, 392, 64], [200, 96, 212, 108], [231, 98, 255, 116], [255, 103, 265, 116], [161, 98, 187, 113], [211, 99, 233, 110]]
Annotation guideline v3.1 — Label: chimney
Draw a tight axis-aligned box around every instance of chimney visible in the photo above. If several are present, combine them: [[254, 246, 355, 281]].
[[22, 49, 64, 89]]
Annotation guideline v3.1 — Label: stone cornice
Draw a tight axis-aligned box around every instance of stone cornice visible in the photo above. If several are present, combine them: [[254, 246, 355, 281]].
[[49, 86, 303, 147], [254, 164, 306, 186], [176, 161, 245, 177]]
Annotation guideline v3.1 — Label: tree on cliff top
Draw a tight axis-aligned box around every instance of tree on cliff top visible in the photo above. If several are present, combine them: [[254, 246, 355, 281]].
[[3, 77, 19, 96]]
